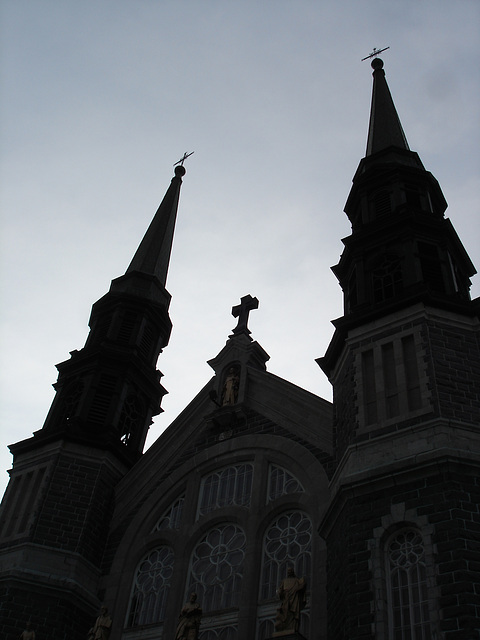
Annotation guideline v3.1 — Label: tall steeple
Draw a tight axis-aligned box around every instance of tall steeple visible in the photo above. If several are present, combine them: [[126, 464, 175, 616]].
[[126, 166, 183, 282], [366, 57, 409, 156], [15, 165, 187, 463], [324, 57, 475, 342]]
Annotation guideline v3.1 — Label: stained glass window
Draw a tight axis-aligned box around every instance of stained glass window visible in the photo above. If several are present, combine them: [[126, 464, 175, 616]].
[[387, 529, 431, 639], [198, 464, 253, 516], [188, 524, 246, 612], [127, 546, 174, 627], [268, 465, 304, 502], [260, 511, 312, 601]]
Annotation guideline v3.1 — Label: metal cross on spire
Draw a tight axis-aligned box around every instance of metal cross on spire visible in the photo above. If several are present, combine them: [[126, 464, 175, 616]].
[[361, 46, 390, 62], [231, 295, 259, 337], [174, 151, 194, 166]]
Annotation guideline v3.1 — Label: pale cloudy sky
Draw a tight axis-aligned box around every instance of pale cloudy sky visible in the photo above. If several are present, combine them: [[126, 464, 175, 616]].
[[1, 0, 479, 494]]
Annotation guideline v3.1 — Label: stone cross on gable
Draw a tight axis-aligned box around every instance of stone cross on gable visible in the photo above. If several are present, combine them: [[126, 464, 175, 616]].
[[231, 295, 259, 336]]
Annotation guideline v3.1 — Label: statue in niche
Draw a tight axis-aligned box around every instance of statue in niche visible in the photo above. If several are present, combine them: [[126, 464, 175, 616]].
[[221, 367, 240, 406], [274, 567, 306, 635], [19, 622, 35, 640], [174, 592, 202, 640], [87, 605, 112, 640]]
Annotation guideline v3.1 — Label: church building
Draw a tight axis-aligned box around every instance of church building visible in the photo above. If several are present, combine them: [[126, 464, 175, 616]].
[[1, 58, 479, 640]]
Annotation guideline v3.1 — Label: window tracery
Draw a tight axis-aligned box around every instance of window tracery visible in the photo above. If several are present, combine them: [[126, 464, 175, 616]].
[[198, 464, 253, 517], [188, 524, 246, 612], [386, 529, 431, 639], [127, 546, 174, 627], [153, 496, 184, 532], [260, 511, 312, 601], [267, 465, 304, 502]]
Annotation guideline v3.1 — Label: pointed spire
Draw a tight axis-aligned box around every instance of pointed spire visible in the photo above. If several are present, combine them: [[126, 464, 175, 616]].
[[126, 165, 186, 286], [366, 58, 409, 156]]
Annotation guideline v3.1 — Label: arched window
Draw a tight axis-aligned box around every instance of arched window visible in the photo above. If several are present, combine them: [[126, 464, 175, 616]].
[[386, 529, 431, 639], [268, 465, 304, 502], [188, 524, 246, 612], [257, 511, 312, 639], [127, 546, 174, 627], [198, 464, 253, 517], [260, 511, 312, 600]]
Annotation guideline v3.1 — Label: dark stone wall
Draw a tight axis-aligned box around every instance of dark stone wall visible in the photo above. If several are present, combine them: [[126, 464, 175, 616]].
[[0, 582, 96, 640], [325, 463, 480, 640], [31, 453, 117, 566], [425, 319, 480, 423]]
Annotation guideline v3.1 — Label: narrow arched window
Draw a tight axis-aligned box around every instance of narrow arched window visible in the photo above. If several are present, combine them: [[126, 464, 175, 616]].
[[257, 511, 312, 639], [188, 523, 246, 612], [260, 511, 312, 600], [127, 546, 174, 627], [386, 529, 431, 639]]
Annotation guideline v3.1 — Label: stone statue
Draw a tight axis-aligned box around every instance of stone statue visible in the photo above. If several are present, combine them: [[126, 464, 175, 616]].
[[174, 592, 202, 640], [19, 622, 35, 640], [274, 567, 306, 635], [221, 367, 239, 405], [88, 605, 112, 640]]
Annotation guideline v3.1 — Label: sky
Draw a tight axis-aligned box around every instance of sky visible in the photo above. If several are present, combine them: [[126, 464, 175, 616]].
[[1, 0, 479, 495]]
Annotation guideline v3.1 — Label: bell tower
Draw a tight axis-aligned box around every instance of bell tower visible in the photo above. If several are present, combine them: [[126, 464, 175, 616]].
[[319, 59, 480, 638], [0, 165, 187, 640]]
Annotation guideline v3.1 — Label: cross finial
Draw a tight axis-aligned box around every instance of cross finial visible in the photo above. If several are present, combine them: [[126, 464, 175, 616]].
[[174, 151, 194, 167], [231, 295, 259, 337], [361, 46, 390, 62]]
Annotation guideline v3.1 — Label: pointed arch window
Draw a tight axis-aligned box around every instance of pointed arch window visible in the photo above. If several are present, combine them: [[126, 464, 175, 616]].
[[260, 511, 312, 600], [127, 546, 174, 627], [188, 523, 246, 612], [386, 529, 431, 639], [257, 511, 311, 639]]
